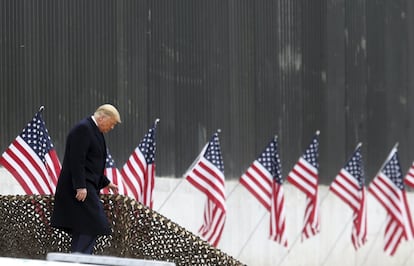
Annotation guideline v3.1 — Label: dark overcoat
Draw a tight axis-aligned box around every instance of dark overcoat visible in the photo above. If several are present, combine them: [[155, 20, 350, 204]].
[[51, 117, 111, 236]]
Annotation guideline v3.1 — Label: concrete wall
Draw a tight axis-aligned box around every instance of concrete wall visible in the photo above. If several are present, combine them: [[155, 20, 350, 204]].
[[1, 167, 414, 266]]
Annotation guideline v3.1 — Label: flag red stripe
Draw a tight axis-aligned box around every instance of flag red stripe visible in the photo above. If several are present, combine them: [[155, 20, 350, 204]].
[[287, 159, 318, 197], [143, 164, 155, 208], [199, 201, 226, 247], [401, 191, 414, 240], [13, 140, 53, 193], [297, 160, 318, 182], [240, 164, 272, 210], [383, 219, 404, 256], [2, 147, 49, 194], [286, 137, 320, 241], [46, 149, 61, 187], [330, 172, 360, 211], [121, 166, 141, 200], [250, 163, 272, 188], [270, 183, 288, 246], [121, 150, 146, 200], [199, 160, 225, 188], [185, 133, 226, 247], [240, 178, 271, 210], [301, 196, 319, 239], [404, 163, 414, 188], [0, 156, 34, 194], [0, 112, 61, 196], [186, 160, 226, 208], [369, 177, 403, 224], [368, 148, 414, 256], [287, 169, 317, 198], [187, 169, 225, 211]]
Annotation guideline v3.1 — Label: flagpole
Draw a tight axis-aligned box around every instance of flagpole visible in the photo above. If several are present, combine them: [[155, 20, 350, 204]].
[[375, 143, 399, 176], [39, 105, 45, 112], [154, 118, 160, 126]]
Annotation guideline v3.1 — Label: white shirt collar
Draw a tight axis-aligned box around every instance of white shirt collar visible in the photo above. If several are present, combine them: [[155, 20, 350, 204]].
[[91, 115, 98, 126]]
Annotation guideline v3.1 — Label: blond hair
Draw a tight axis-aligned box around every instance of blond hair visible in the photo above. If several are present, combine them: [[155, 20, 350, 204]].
[[94, 104, 122, 123]]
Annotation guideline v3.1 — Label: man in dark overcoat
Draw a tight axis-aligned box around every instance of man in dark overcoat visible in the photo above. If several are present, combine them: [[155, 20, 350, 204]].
[[51, 104, 121, 254]]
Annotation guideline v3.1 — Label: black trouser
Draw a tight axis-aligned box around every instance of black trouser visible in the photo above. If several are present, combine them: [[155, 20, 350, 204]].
[[71, 233, 97, 254]]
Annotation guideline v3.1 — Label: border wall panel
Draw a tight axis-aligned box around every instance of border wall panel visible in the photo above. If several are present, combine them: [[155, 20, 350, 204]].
[[1, 0, 414, 184]]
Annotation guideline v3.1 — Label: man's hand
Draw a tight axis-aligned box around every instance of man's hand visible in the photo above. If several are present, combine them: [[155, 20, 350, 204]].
[[107, 182, 118, 194], [76, 188, 87, 202]]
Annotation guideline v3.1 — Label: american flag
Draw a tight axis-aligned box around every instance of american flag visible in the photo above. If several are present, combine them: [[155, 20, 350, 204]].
[[329, 143, 367, 250], [368, 145, 414, 256], [240, 136, 288, 246], [102, 150, 127, 195], [120, 119, 159, 208], [404, 161, 414, 188], [185, 131, 226, 247], [286, 131, 320, 240], [0, 107, 61, 194]]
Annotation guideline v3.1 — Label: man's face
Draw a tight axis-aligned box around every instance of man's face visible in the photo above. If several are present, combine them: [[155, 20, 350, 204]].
[[98, 116, 118, 133]]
